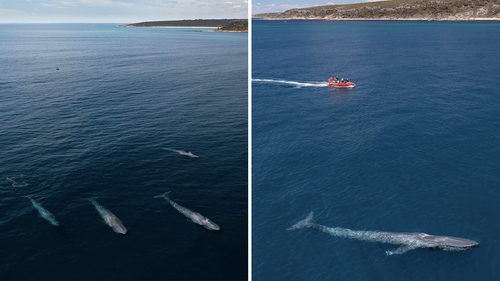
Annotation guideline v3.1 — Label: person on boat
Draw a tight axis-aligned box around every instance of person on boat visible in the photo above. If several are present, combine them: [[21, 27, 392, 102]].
[[341, 78, 344, 83], [346, 78, 349, 83]]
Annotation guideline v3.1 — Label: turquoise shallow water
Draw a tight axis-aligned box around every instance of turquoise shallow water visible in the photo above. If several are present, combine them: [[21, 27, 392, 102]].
[[253, 20, 500, 281], [0, 23, 247, 280]]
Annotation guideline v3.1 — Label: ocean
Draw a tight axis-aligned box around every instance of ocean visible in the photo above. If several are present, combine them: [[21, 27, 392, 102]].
[[0, 23, 247, 280], [252, 20, 500, 280]]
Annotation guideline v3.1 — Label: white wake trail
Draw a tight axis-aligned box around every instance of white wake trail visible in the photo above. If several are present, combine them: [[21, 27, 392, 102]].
[[252, 79, 329, 88]]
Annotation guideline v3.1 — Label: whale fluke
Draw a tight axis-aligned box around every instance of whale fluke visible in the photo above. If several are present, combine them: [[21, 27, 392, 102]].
[[287, 211, 314, 230], [154, 191, 171, 199]]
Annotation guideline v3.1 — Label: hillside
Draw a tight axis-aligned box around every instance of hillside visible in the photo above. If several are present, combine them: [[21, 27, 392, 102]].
[[253, 0, 500, 20], [121, 19, 245, 27], [219, 20, 248, 31]]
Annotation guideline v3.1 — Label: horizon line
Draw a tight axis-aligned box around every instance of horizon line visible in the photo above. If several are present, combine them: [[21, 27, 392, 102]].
[[0, 18, 248, 24]]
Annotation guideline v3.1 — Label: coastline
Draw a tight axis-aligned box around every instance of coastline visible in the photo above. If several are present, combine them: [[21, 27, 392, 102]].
[[120, 25, 247, 32], [212, 30, 248, 32], [120, 25, 219, 28], [254, 0, 500, 23], [253, 17, 500, 21], [121, 19, 247, 32]]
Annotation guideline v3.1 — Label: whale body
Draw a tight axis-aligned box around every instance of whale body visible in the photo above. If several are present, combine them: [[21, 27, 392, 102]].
[[164, 148, 199, 158], [90, 199, 127, 235], [287, 212, 479, 255], [179, 151, 199, 158], [155, 192, 219, 231], [26, 196, 59, 226]]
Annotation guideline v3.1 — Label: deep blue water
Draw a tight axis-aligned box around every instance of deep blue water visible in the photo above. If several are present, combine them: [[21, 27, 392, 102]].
[[0, 24, 247, 280], [252, 20, 500, 280]]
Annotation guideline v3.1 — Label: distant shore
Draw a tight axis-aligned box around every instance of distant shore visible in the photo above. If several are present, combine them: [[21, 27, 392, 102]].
[[252, 0, 500, 22], [119, 19, 245, 28], [120, 19, 247, 32], [197, 29, 247, 33], [120, 25, 247, 32], [121, 25, 219, 28], [253, 17, 500, 21]]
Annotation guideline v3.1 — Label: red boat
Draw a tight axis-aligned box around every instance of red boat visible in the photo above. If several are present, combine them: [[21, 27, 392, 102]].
[[328, 77, 355, 88]]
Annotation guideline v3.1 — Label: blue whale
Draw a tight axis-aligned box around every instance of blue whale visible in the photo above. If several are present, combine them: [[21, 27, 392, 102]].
[[287, 212, 479, 255], [155, 192, 220, 231], [26, 196, 59, 226]]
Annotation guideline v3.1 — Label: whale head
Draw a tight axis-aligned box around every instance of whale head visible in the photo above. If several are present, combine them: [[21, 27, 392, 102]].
[[421, 234, 479, 251], [202, 218, 220, 231]]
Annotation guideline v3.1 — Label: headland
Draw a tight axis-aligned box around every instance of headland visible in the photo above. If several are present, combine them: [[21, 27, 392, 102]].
[[120, 19, 248, 31], [214, 20, 248, 32], [253, 0, 500, 21]]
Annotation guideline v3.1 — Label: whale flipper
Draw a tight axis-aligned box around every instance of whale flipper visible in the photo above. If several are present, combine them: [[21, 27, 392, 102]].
[[386, 246, 417, 255], [287, 212, 314, 230]]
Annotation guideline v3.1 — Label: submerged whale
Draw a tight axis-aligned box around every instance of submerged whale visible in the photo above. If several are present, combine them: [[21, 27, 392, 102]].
[[287, 212, 479, 255], [90, 199, 127, 235], [164, 148, 200, 158], [178, 151, 199, 158], [155, 192, 220, 231], [26, 196, 59, 226]]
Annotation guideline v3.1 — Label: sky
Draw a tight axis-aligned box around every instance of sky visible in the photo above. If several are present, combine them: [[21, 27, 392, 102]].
[[253, 0, 380, 15], [0, 0, 248, 23]]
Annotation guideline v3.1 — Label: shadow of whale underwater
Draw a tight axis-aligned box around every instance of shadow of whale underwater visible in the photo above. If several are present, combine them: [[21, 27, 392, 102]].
[[287, 212, 479, 255]]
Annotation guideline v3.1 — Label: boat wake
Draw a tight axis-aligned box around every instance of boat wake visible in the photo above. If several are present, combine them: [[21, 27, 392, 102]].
[[252, 79, 329, 88]]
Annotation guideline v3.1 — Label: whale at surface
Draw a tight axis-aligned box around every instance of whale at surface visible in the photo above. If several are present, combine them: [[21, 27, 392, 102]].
[[163, 148, 199, 158], [176, 150, 199, 158], [155, 192, 220, 231], [90, 199, 127, 235], [26, 196, 59, 226], [287, 212, 479, 255]]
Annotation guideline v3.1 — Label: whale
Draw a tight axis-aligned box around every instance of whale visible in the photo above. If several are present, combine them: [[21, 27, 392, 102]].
[[178, 151, 199, 158], [89, 199, 127, 235], [287, 212, 479, 255], [155, 192, 220, 231], [26, 196, 59, 226], [164, 148, 199, 158]]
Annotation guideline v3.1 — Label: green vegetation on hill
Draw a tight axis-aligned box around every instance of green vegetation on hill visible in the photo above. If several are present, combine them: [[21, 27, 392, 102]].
[[255, 0, 500, 20], [219, 21, 248, 31]]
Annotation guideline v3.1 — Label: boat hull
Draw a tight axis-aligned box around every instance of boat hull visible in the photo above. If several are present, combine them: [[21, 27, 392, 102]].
[[329, 82, 355, 87]]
